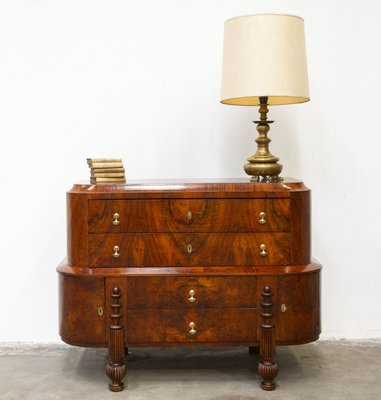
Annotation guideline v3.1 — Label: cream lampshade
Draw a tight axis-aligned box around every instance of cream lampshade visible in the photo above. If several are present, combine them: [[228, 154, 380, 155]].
[[221, 13, 310, 182]]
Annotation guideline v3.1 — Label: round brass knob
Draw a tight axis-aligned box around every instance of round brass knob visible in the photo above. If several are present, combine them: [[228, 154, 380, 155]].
[[259, 212, 266, 225], [187, 210, 192, 220], [260, 244, 267, 257], [189, 322, 197, 335], [188, 289, 196, 303], [281, 304, 287, 313], [113, 245, 120, 258], [112, 213, 120, 226]]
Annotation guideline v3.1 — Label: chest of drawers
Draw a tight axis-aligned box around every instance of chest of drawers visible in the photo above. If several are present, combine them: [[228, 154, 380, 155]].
[[57, 179, 321, 392]]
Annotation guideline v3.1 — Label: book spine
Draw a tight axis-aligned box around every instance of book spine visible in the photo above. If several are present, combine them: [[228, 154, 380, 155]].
[[91, 178, 126, 183], [87, 158, 122, 164], [90, 168, 125, 174], [91, 173, 125, 178], [90, 162, 124, 169]]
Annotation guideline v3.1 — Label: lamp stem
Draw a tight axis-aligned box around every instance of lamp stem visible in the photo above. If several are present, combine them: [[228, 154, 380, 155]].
[[255, 98, 272, 158], [244, 97, 283, 182]]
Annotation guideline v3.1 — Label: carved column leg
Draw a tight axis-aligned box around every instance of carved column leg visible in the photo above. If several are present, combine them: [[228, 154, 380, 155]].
[[258, 285, 279, 391], [106, 286, 127, 392]]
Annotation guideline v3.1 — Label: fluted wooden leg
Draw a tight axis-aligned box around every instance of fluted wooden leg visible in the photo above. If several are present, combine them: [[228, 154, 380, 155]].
[[258, 285, 278, 391], [106, 286, 127, 392]]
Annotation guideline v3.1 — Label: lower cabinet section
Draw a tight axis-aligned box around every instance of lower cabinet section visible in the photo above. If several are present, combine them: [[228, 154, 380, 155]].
[[127, 308, 257, 343], [59, 269, 320, 347], [58, 264, 321, 392]]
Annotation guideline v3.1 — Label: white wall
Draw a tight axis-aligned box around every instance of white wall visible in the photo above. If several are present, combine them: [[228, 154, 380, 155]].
[[0, 0, 380, 342]]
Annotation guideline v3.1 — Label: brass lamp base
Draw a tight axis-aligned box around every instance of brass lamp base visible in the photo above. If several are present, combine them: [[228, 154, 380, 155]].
[[244, 97, 283, 183], [244, 162, 283, 183]]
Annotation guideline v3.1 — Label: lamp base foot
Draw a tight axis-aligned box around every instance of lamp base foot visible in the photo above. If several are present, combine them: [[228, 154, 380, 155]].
[[244, 162, 283, 183]]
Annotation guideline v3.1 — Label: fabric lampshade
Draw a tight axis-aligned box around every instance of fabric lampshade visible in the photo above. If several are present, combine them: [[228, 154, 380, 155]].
[[221, 13, 309, 106]]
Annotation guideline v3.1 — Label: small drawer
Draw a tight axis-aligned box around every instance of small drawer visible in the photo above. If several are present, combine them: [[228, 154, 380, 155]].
[[127, 308, 257, 343], [88, 233, 291, 267], [88, 199, 290, 233], [127, 276, 257, 309]]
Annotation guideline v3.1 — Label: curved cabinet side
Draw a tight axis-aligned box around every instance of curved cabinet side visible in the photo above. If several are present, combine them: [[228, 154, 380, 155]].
[[276, 270, 321, 345], [59, 274, 106, 347], [67, 192, 88, 266], [290, 189, 311, 265]]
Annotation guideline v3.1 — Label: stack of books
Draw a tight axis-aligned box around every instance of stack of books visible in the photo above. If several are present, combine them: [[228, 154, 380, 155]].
[[87, 158, 126, 184]]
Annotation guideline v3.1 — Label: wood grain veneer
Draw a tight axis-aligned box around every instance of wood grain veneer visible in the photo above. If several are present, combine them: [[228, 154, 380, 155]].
[[58, 178, 321, 392], [88, 199, 290, 233], [88, 233, 291, 267]]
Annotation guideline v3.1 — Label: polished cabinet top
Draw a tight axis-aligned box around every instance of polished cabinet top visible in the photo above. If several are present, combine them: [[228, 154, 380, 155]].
[[68, 178, 308, 199]]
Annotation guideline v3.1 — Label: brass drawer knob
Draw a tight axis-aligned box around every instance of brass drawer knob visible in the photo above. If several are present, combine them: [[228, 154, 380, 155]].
[[260, 244, 267, 257], [281, 304, 287, 313], [113, 245, 120, 258], [187, 210, 192, 220], [112, 213, 120, 226], [189, 322, 197, 335], [259, 211, 266, 225], [187, 243, 193, 254], [188, 289, 196, 303]]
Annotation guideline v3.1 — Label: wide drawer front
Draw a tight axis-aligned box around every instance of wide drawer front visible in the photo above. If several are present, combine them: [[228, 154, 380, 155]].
[[88, 233, 290, 267], [127, 276, 257, 309], [127, 308, 257, 343], [88, 199, 290, 233]]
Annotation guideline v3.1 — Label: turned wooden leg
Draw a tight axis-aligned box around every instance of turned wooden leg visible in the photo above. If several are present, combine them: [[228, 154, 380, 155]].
[[106, 286, 127, 392], [249, 346, 259, 355], [258, 285, 279, 391]]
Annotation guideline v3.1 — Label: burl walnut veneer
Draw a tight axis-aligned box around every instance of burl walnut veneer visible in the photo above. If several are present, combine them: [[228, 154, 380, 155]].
[[57, 178, 321, 391]]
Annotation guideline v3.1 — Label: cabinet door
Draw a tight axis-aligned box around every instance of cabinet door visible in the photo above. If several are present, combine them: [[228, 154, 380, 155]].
[[59, 275, 106, 346], [276, 272, 321, 344]]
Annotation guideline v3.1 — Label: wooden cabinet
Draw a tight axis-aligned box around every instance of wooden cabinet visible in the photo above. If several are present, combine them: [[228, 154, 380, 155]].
[[57, 178, 321, 392]]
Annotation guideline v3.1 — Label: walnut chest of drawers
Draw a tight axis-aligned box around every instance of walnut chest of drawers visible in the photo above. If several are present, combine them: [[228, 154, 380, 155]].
[[57, 178, 321, 392]]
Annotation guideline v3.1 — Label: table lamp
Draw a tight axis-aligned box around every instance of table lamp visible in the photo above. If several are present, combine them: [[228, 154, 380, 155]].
[[221, 14, 309, 182]]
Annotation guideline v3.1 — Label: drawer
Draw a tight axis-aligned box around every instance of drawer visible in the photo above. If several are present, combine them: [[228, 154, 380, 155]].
[[88, 233, 290, 267], [88, 199, 290, 233], [127, 276, 257, 309], [127, 308, 257, 343]]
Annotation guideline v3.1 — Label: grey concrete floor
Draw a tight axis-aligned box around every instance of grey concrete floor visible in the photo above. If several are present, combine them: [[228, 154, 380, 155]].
[[0, 341, 380, 400]]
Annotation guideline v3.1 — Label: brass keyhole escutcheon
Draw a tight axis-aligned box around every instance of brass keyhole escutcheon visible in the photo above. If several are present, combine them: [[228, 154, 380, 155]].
[[97, 306, 104, 317], [281, 304, 287, 313], [113, 213, 120, 226], [188, 289, 196, 303], [187, 210, 192, 220], [187, 244, 193, 254], [260, 244, 267, 257], [189, 322, 197, 335], [113, 245, 120, 258], [259, 211, 266, 225]]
